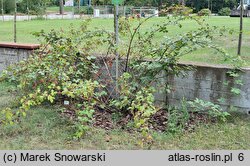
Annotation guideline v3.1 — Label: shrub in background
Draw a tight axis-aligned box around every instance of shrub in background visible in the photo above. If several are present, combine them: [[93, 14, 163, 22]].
[[160, 5, 193, 17], [198, 8, 211, 16], [75, 6, 94, 15], [218, 7, 231, 16]]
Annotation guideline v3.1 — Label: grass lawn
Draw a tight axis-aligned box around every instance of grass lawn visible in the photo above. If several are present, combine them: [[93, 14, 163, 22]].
[[0, 16, 250, 65], [0, 81, 250, 150], [46, 6, 75, 13]]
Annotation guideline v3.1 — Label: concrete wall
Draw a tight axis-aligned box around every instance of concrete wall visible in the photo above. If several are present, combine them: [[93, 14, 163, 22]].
[[0, 43, 249, 113], [0, 43, 39, 72], [167, 63, 250, 114], [96, 59, 250, 114]]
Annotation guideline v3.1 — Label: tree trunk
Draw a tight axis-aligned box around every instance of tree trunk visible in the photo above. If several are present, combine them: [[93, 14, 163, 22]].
[[1, 0, 4, 21], [59, 0, 64, 15], [78, 0, 80, 14], [88, 0, 92, 15], [182, 0, 185, 6], [179, 0, 185, 6], [114, 4, 119, 97], [14, 0, 17, 43], [158, 0, 163, 11], [237, 0, 243, 56]]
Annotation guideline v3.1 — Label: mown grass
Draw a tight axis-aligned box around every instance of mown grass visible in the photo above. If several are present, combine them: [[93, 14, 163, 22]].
[[46, 6, 75, 13], [0, 16, 250, 65], [0, 82, 249, 150]]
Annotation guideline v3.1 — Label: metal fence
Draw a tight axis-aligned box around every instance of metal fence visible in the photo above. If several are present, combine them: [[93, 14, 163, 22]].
[[92, 6, 159, 18], [0, 5, 159, 21]]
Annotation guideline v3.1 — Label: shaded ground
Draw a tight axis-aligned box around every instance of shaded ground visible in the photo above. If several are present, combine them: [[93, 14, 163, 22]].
[[0, 82, 249, 150]]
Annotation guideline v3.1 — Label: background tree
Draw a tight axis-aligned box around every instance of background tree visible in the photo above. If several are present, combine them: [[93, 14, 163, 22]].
[[1, 0, 4, 21], [92, 0, 111, 5], [15, 0, 53, 15], [59, 0, 63, 14], [185, 0, 237, 12], [0, 0, 15, 14], [0, 0, 240, 14], [75, 0, 80, 14]]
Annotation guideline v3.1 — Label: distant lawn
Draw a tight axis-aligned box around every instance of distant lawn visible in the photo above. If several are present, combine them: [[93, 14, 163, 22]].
[[0, 16, 250, 65], [0, 82, 250, 150], [46, 6, 74, 13]]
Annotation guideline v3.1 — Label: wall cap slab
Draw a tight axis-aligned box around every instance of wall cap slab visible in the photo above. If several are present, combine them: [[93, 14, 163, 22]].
[[0, 43, 40, 50]]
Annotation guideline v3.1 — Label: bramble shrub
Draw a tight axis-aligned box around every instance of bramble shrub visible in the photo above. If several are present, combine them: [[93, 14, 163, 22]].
[[110, 73, 158, 147], [0, 14, 242, 143], [167, 98, 231, 133], [0, 20, 113, 138], [114, 15, 235, 145], [188, 98, 230, 122], [111, 73, 158, 130], [0, 108, 15, 125], [167, 100, 190, 134]]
